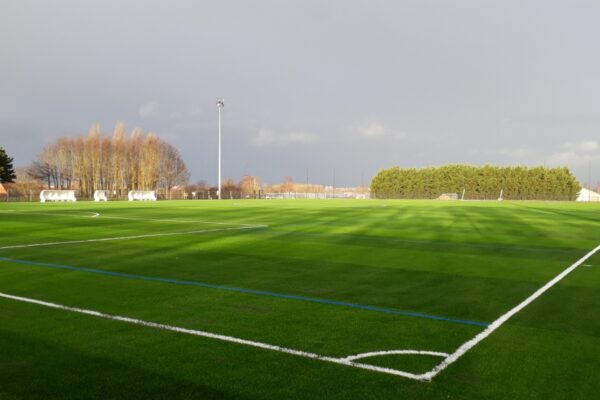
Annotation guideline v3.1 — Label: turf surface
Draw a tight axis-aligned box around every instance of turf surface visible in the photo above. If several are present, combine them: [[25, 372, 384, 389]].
[[0, 199, 599, 399]]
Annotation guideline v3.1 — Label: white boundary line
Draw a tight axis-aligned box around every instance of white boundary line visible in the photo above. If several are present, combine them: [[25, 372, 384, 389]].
[[0, 225, 267, 250], [0, 291, 430, 380], [81, 214, 262, 227], [420, 243, 600, 381], [0, 209, 267, 250], [2, 210, 263, 228], [1, 211, 99, 218]]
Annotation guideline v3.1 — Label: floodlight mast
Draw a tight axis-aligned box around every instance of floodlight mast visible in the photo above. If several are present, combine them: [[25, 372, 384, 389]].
[[216, 99, 225, 200]]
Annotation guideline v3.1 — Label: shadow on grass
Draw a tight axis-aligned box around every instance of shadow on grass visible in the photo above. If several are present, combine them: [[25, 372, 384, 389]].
[[0, 330, 249, 400]]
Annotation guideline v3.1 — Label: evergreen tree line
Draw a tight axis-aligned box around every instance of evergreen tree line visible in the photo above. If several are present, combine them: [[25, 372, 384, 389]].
[[370, 165, 581, 200], [27, 122, 189, 196], [0, 147, 17, 183]]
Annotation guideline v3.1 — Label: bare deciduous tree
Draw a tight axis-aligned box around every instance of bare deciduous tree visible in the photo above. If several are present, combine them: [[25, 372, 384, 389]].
[[239, 175, 262, 197], [28, 122, 190, 196]]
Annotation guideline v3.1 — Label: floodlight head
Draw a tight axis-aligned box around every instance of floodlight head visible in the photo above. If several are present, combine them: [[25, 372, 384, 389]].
[[216, 99, 225, 108]]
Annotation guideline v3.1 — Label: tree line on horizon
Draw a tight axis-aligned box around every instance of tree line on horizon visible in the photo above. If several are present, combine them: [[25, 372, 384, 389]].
[[370, 164, 582, 200], [26, 122, 189, 196], [196, 176, 336, 198]]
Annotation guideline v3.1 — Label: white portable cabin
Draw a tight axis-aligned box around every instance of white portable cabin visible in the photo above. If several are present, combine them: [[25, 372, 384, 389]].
[[40, 190, 77, 203], [576, 188, 600, 202], [93, 190, 108, 202], [128, 190, 157, 201]]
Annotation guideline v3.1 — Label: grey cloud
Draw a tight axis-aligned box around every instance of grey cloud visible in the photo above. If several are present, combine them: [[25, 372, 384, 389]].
[[252, 129, 318, 147], [139, 102, 160, 119], [356, 122, 406, 139], [1, 0, 600, 186]]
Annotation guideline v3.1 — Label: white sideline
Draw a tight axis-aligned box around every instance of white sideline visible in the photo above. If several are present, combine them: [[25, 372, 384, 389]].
[[0, 291, 429, 380], [0, 225, 267, 250], [1, 211, 100, 218], [3, 210, 263, 228], [90, 214, 262, 228], [421, 243, 600, 381]]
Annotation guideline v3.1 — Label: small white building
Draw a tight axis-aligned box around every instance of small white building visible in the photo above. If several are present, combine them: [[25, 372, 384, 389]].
[[576, 187, 600, 202]]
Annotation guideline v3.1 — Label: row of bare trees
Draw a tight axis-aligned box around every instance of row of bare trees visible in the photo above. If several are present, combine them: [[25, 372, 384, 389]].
[[27, 122, 189, 196], [267, 177, 326, 193], [220, 176, 362, 195], [219, 176, 328, 195]]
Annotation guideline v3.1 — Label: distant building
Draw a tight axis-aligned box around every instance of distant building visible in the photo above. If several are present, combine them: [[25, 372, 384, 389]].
[[576, 187, 600, 202], [0, 183, 7, 198]]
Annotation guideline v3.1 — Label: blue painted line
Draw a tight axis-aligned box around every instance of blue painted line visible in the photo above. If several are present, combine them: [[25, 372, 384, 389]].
[[0, 256, 489, 328]]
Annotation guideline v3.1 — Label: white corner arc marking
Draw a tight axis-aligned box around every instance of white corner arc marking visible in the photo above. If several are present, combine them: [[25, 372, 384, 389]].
[[343, 349, 449, 362]]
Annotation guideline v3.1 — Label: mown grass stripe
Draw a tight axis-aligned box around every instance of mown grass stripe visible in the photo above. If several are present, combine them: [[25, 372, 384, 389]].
[[0, 256, 489, 327]]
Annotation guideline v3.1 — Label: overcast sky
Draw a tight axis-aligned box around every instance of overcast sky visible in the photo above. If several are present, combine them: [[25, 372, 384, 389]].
[[1, 0, 599, 187]]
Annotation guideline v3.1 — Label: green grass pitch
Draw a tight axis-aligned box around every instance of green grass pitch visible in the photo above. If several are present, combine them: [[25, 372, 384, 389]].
[[1, 199, 599, 399]]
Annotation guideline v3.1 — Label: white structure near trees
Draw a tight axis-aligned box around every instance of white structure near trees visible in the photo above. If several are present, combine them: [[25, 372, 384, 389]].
[[576, 187, 600, 202], [93, 190, 108, 202], [40, 190, 77, 203], [128, 190, 157, 201]]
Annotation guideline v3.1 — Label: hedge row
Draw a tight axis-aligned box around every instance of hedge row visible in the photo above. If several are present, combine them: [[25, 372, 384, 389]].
[[370, 165, 581, 200]]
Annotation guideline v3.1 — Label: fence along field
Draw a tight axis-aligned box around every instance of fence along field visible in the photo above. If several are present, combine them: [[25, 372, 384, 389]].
[[1, 199, 599, 398]]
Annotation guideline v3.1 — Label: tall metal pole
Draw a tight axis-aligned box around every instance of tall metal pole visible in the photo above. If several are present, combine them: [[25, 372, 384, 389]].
[[218, 106, 221, 200], [216, 99, 225, 200]]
